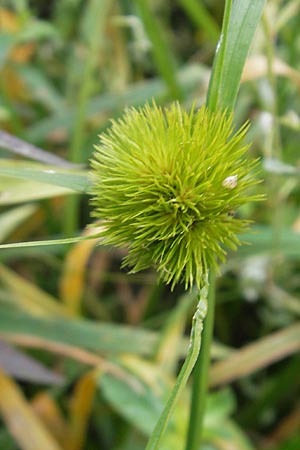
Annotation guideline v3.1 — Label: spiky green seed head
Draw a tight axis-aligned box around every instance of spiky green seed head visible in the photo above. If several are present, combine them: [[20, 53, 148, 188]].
[[90, 102, 260, 290]]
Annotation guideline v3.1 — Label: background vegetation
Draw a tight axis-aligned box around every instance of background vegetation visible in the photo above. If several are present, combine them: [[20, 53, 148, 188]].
[[0, 1, 300, 449]]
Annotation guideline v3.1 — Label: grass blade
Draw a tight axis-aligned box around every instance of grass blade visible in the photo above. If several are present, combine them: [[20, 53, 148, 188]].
[[210, 323, 300, 386], [0, 369, 64, 450], [207, 0, 266, 112], [0, 130, 76, 168], [0, 160, 91, 192], [0, 308, 159, 356]]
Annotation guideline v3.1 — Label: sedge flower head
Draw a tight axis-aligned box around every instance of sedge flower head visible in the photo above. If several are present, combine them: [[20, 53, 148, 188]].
[[90, 102, 260, 290]]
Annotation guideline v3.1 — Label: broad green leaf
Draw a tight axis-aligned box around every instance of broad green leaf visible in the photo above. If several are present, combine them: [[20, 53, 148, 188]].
[[0, 305, 225, 361], [0, 160, 91, 192]]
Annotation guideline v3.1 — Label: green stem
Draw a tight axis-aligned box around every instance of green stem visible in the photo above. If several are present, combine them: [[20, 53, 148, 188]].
[[145, 277, 209, 450], [185, 271, 216, 450]]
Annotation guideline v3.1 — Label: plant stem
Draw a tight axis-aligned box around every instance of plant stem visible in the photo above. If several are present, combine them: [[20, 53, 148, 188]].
[[185, 270, 216, 450], [145, 278, 208, 450]]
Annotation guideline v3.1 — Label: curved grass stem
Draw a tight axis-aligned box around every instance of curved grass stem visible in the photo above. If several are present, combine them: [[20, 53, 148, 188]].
[[145, 276, 209, 450], [185, 271, 216, 450]]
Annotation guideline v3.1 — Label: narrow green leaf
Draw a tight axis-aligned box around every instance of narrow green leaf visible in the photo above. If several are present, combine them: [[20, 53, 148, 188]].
[[0, 237, 83, 250], [207, 0, 266, 112], [220, 0, 266, 109], [0, 308, 158, 356], [206, 0, 232, 112]]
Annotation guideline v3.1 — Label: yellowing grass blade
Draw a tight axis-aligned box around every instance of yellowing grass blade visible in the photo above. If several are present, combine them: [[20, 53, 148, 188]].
[[32, 393, 68, 446], [60, 228, 101, 315], [210, 323, 300, 387], [64, 370, 99, 450], [0, 369, 64, 450]]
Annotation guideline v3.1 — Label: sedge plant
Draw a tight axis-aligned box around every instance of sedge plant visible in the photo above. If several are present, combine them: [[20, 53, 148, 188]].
[[88, 5, 265, 448], [89, 101, 261, 449]]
